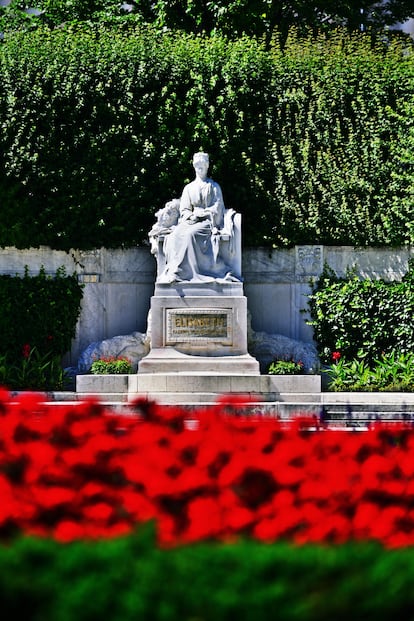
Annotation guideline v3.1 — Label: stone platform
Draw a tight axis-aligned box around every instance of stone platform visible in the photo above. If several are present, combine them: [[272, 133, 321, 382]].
[[63, 379, 414, 422], [76, 373, 321, 404], [138, 348, 259, 374]]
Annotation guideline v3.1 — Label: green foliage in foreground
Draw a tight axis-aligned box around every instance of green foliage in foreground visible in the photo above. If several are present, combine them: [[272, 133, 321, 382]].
[[1, 526, 414, 620], [0, 347, 69, 391], [0, 25, 412, 250], [324, 350, 414, 392]]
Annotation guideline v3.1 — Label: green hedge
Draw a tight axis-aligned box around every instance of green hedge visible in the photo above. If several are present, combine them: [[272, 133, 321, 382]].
[[0, 25, 412, 250], [307, 259, 414, 364], [0, 266, 83, 360], [1, 528, 414, 620]]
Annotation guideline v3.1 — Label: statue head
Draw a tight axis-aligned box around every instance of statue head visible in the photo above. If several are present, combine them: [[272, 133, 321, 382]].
[[192, 152, 209, 180], [193, 152, 209, 165]]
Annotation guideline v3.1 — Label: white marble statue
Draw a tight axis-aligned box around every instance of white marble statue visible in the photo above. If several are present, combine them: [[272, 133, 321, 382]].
[[152, 152, 240, 284]]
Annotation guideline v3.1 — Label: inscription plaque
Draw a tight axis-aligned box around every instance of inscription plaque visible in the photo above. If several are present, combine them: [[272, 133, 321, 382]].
[[166, 309, 232, 344]]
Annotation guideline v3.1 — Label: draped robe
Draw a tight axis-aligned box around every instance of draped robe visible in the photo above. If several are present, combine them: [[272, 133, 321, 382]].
[[158, 176, 233, 283]]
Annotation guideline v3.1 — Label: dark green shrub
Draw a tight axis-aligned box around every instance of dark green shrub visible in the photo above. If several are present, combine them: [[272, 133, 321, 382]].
[[1, 529, 414, 620], [307, 259, 414, 364], [0, 347, 69, 391], [0, 25, 412, 250], [0, 266, 83, 361]]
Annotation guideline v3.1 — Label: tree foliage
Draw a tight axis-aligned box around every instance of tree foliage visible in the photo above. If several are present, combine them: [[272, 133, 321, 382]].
[[141, 0, 414, 44], [1, 0, 414, 43]]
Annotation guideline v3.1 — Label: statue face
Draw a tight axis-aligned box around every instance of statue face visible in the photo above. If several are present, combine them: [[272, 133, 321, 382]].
[[193, 159, 208, 180]]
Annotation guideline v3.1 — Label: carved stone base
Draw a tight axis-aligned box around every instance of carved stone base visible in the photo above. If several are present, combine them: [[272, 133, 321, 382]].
[[140, 285, 260, 374]]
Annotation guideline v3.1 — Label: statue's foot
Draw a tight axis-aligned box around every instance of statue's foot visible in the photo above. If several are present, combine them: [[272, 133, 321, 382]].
[[223, 271, 242, 282], [158, 272, 179, 284]]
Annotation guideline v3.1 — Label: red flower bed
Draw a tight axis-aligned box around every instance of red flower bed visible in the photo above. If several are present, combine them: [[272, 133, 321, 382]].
[[1, 389, 414, 547]]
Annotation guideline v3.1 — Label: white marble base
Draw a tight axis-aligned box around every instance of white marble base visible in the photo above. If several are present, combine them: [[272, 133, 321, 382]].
[[138, 348, 259, 374], [143, 286, 259, 374]]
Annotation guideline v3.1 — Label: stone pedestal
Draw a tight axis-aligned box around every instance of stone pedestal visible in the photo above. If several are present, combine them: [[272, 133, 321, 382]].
[[139, 281, 259, 374]]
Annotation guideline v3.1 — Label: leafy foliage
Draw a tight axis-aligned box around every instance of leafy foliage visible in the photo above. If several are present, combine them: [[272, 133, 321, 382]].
[[90, 356, 132, 374], [143, 0, 414, 45], [325, 350, 414, 391], [0, 266, 83, 361], [0, 26, 412, 250], [2, 0, 414, 44], [307, 259, 414, 364], [0, 347, 69, 390], [3, 531, 414, 621], [268, 359, 304, 374]]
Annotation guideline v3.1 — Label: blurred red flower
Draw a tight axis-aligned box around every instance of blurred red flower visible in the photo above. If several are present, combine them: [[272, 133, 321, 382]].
[[0, 393, 413, 548]]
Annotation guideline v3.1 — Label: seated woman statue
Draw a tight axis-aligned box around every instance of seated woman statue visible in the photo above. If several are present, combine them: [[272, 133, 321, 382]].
[[157, 152, 239, 284]]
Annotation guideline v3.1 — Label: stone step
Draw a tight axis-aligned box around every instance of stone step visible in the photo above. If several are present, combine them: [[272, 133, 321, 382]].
[[16, 383, 414, 422], [76, 373, 322, 396], [321, 392, 414, 405], [125, 392, 321, 405], [39, 390, 414, 423]]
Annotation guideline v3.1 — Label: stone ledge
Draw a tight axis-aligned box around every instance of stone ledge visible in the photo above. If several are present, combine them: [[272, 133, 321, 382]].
[[76, 374, 130, 393], [137, 350, 260, 375], [76, 373, 321, 400], [321, 392, 414, 405], [28, 389, 414, 421]]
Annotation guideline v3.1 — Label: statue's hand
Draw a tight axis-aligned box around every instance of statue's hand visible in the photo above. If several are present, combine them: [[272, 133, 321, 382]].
[[193, 207, 208, 220]]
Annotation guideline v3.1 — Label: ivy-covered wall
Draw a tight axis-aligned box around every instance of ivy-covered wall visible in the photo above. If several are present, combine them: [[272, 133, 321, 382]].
[[0, 25, 412, 251]]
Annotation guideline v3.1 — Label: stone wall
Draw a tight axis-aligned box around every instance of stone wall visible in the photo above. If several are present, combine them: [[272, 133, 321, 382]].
[[0, 245, 412, 365]]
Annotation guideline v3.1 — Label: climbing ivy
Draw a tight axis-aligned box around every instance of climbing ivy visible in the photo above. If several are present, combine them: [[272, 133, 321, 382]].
[[0, 25, 412, 249]]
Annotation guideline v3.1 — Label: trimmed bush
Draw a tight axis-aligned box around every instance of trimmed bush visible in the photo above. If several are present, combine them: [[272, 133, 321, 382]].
[[0, 266, 83, 360], [0, 25, 412, 249], [307, 259, 414, 364]]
